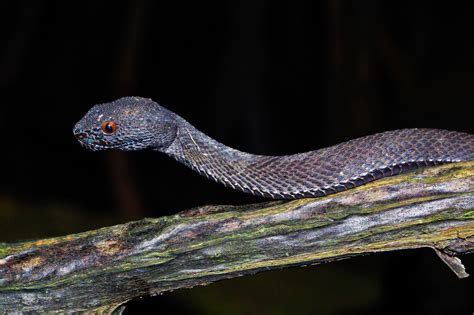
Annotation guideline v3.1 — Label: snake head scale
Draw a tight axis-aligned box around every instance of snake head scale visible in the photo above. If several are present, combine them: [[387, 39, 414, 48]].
[[73, 96, 178, 151]]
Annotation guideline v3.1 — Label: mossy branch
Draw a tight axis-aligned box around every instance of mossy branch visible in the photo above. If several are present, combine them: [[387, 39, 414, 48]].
[[1, 162, 473, 313]]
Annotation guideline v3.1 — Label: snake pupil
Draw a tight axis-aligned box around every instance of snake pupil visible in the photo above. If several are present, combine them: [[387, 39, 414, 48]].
[[101, 121, 117, 135]]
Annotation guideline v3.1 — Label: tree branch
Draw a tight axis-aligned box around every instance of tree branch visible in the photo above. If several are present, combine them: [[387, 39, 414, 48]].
[[1, 162, 473, 313]]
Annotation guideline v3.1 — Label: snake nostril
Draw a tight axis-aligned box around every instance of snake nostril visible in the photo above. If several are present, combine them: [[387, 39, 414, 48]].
[[74, 132, 88, 140]]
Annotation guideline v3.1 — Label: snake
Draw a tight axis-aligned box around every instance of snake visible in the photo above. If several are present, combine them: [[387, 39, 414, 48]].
[[73, 96, 474, 199]]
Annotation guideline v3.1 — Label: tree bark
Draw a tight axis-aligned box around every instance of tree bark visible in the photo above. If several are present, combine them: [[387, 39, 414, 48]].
[[1, 162, 473, 313]]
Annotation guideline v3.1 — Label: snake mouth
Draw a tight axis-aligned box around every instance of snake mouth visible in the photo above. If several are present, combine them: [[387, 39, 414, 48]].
[[76, 138, 105, 151], [73, 129, 150, 152], [74, 132, 108, 151], [80, 142, 106, 151], [75, 135, 125, 151]]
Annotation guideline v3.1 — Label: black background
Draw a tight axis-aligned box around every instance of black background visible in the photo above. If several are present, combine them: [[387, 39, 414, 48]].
[[0, 1, 473, 314]]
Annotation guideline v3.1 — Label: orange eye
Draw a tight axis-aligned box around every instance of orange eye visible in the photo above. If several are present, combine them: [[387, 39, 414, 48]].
[[101, 121, 117, 135]]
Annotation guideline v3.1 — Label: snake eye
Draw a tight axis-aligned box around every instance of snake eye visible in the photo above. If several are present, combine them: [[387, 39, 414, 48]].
[[101, 121, 117, 135]]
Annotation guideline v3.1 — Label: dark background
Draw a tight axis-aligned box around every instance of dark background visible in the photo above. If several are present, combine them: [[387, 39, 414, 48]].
[[1, 1, 473, 314]]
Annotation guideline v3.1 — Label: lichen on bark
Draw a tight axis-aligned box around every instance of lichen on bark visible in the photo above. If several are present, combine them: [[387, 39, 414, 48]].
[[0, 161, 473, 313]]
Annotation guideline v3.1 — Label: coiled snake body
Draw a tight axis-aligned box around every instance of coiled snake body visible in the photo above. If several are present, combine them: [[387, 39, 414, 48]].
[[74, 97, 474, 199]]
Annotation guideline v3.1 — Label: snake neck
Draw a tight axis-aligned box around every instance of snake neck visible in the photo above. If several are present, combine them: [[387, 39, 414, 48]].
[[159, 115, 474, 200], [162, 115, 277, 197]]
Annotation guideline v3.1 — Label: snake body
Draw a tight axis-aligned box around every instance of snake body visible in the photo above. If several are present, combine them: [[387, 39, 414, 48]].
[[74, 97, 474, 199]]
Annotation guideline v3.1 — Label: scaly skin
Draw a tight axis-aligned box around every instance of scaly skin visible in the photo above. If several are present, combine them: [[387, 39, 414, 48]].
[[74, 97, 474, 199]]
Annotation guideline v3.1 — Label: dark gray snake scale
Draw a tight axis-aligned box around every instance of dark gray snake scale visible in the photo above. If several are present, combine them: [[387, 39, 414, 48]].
[[74, 97, 474, 199]]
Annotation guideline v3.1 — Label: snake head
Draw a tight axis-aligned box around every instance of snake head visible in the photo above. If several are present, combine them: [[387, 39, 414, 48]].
[[73, 96, 178, 151]]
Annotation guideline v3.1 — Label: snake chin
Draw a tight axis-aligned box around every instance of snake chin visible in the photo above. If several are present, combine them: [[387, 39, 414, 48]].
[[76, 139, 108, 151]]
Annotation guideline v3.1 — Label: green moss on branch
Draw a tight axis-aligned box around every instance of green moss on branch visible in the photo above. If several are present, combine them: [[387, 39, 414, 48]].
[[0, 161, 473, 313]]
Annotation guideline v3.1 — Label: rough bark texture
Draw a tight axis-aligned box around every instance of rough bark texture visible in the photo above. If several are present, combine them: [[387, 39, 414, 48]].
[[1, 162, 473, 313]]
